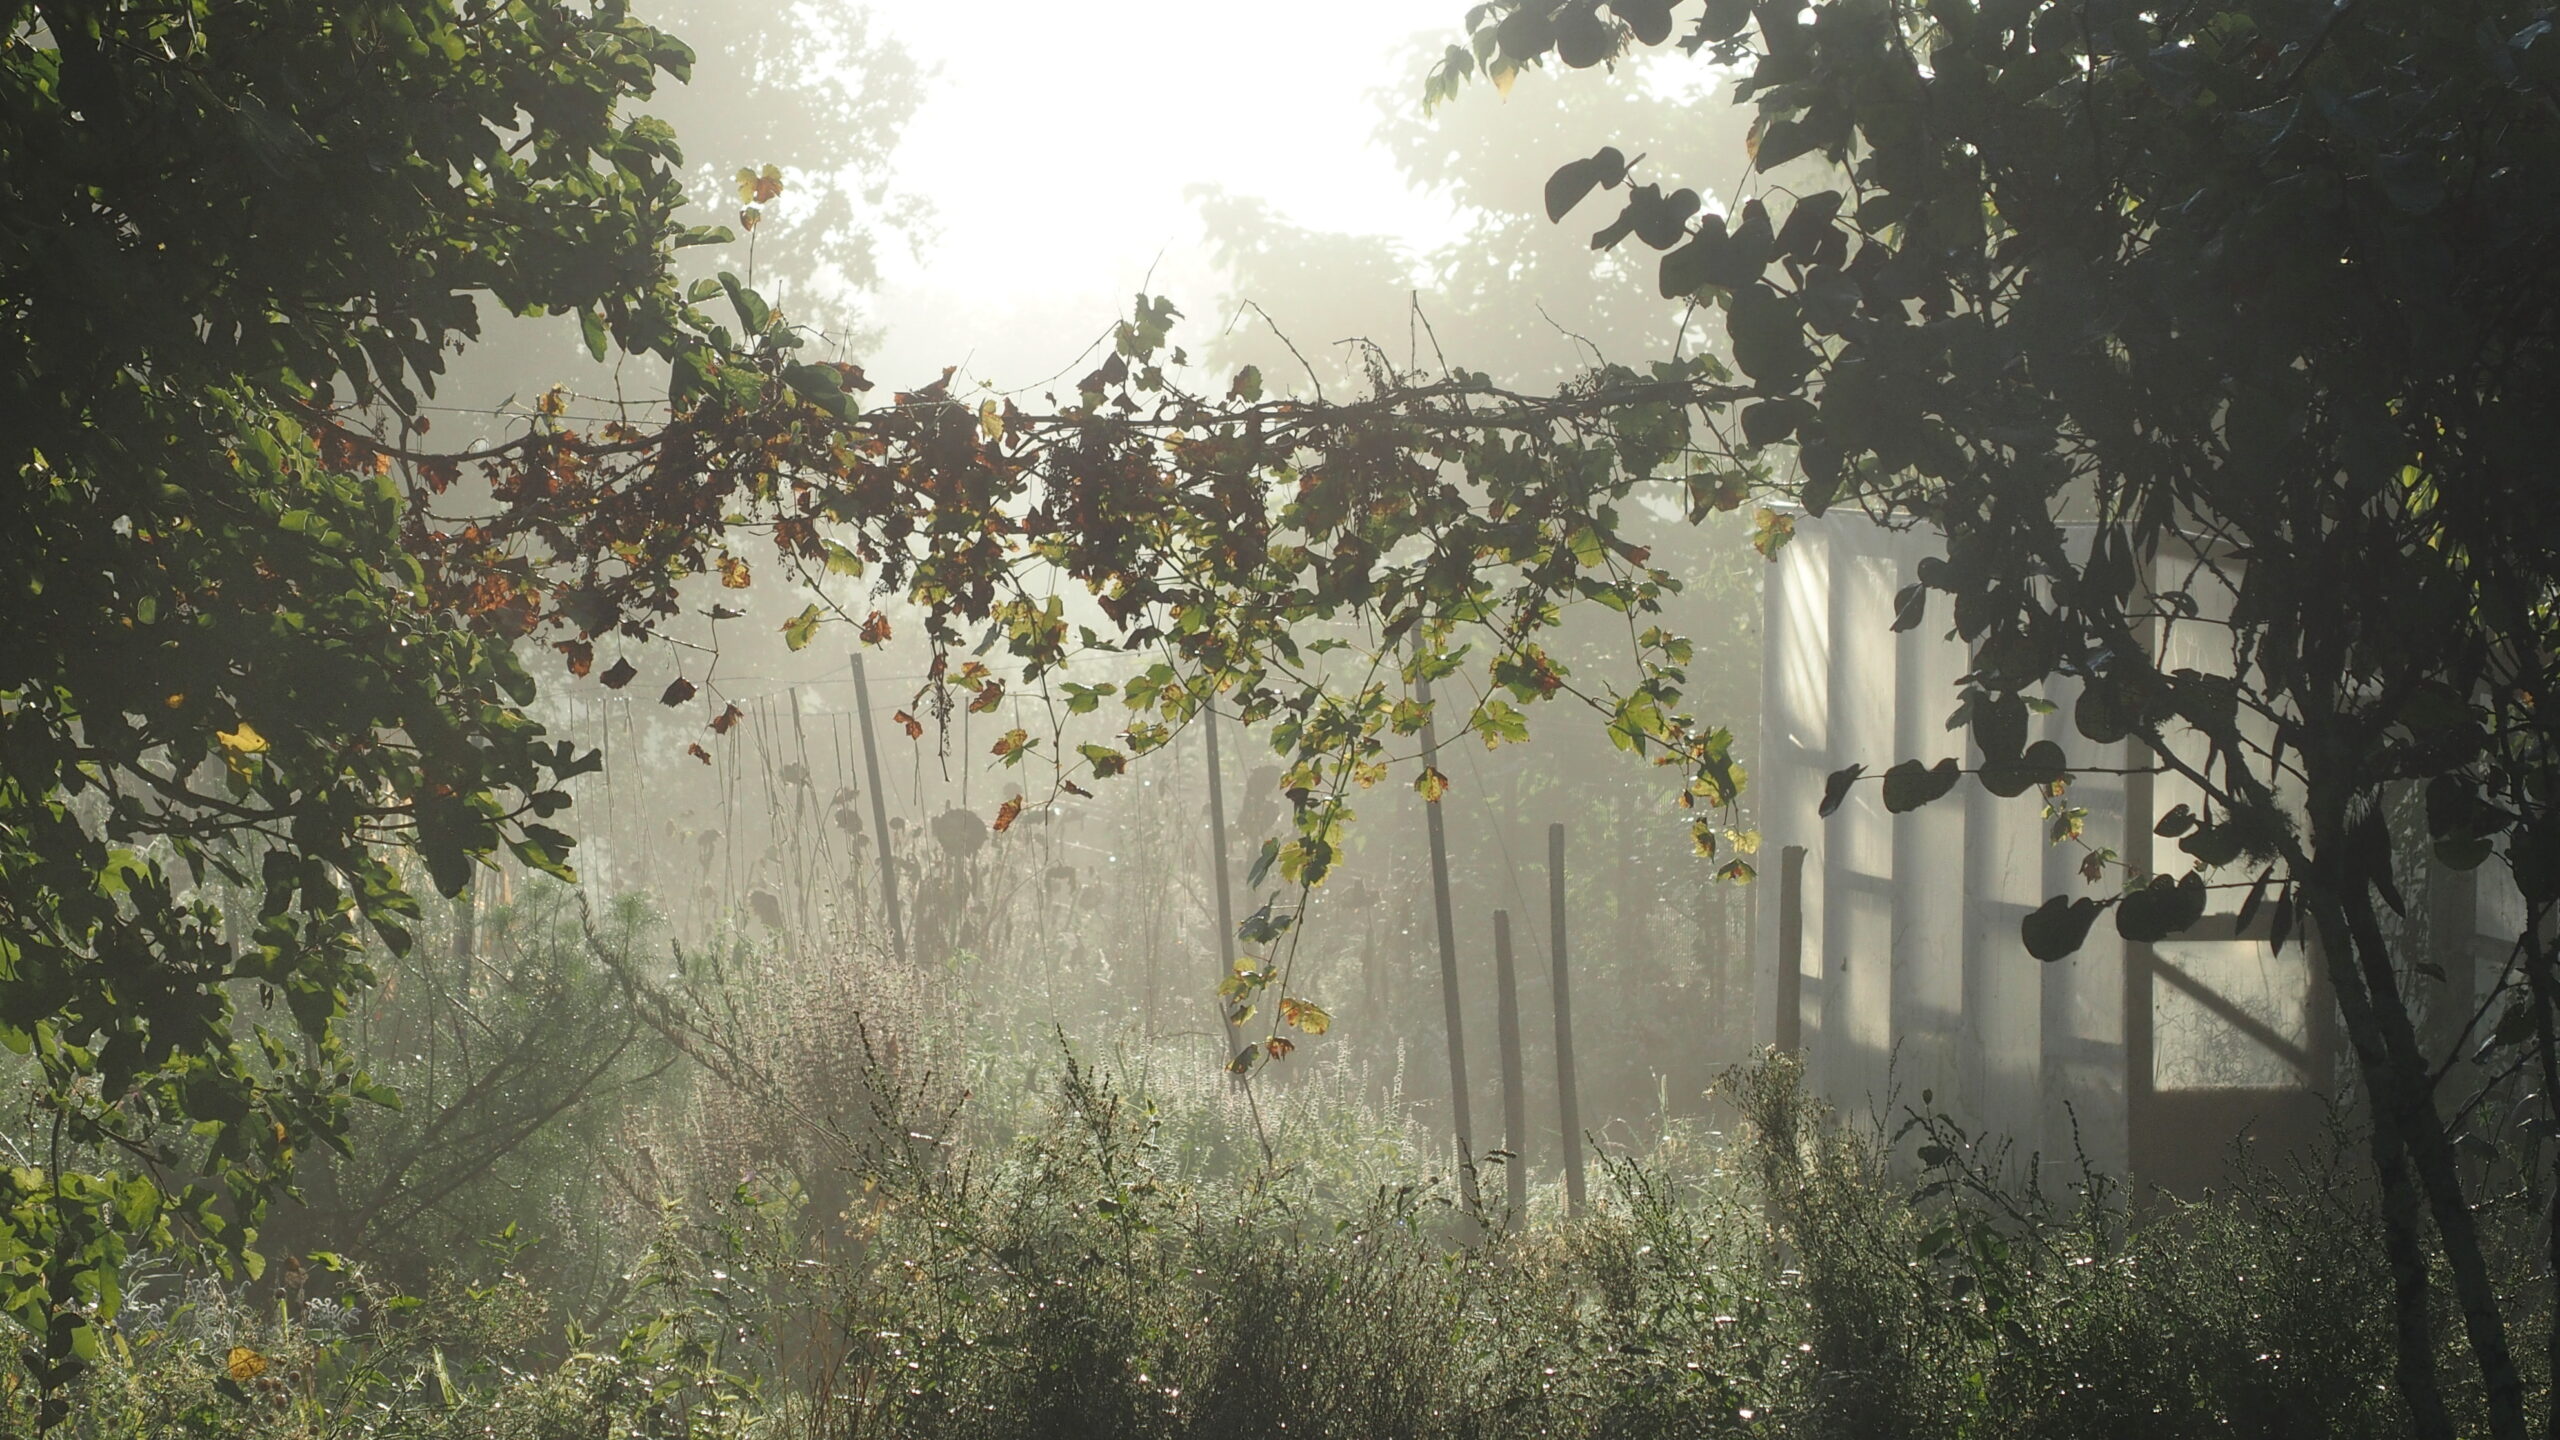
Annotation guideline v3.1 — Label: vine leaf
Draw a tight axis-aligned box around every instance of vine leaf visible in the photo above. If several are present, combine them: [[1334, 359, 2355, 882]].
[[1882, 757, 1960, 813], [1818, 763, 1864, 818], [2022, 895, 2106, 961]]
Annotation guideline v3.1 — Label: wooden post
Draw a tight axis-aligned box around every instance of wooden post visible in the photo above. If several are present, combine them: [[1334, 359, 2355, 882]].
[[1417, 654, 1480, 1215], [1776, 845, 1806, 1055], [850, 652, 907, 965], [1203, 704, 1246, 1070], [1494, 909, 1529, 1222], [452, 873, 476, 996], [1549, 821, 1586, 1215]]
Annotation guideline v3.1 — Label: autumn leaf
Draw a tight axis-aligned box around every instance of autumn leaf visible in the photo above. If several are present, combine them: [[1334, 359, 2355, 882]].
[[710, 703, 744, 734], [1752, 507, 1796, 560], [860, 611, 892, 645], [1414, 766, 1449, 802], [967, 679, 1004, 713], [686, 743, 712, 765], [660, 677, 696, 706], [892, 709, 924, 739], [557, 639, 593, 677], [716, 554, 751, 589], [1278, 996, 1331, 1035], [599, 657, 637, 690], [1061, 780, 1093, 798], [216, 721, 268, 756], [991, 727, 1031, 763], [992, 794, 1024, 833], [1265, 1035, 1296, 1061], [227, 1346, 269, 1382]]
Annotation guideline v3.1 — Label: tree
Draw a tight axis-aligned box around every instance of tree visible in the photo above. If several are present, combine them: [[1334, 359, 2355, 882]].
[[1448, 0, 2560, 1432], [0, 0, 718, 1415], [4, 6, 1752, 1425]]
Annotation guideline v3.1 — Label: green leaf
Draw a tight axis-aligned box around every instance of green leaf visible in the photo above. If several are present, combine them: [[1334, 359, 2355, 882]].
[[2022, 895, 2106, 961], [1881, 757, 1960, 813], [1545, 147, 1628, 222], [1725, 284, 1810, 385], [781, 603, 822, 651], [1818, 763, 1863, 818], [1970, 692, 2027, 762], [2115, 872, 2208, 943], [1978, 740, 2066, 798]]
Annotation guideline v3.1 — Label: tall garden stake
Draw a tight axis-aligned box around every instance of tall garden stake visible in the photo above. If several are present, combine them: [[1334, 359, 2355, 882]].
[[1549, 821, 1586, 1215], [1416, 650, 1481, 1217], [1202, 703, 1246, 1071], [1494, 908, 1529, 1221], [850, 651, 907, 965]]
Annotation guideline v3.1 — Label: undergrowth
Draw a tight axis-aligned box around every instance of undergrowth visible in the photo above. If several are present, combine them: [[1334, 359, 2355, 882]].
[[16, 1050, 2477, 1437]]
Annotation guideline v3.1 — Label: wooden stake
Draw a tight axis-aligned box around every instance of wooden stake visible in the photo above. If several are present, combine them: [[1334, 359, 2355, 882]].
[[1202, 704, 1246, 1070], [1494, 909, 1529, 1222], [1549, 821, 1586, 1215], [1776, 845, 1806, 1056], [1417, 653, 1480, 1216], [850, 652, 907, 965]]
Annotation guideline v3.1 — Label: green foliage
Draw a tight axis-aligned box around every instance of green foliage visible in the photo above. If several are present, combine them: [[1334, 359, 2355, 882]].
[[1726, 1056, 2419, 1439], [1447, 3, 2560, 1431], [0, 0, 707, 1411], [18, 1047, 2520, 1440]]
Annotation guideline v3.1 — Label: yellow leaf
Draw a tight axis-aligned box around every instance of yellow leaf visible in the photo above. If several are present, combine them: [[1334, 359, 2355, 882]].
[[978, 398, 1004, 443], [226, 1346, 269, 1382], [1414, 767, 1449, 803], [216, 722, 267, 756], [717, 555, 751, 589], [1278, 996, 1331, 1036]]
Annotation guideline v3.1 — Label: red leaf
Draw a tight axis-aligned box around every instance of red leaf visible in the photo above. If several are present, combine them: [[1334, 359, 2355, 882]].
[[992, 795, 1025, 833], [557, 640, 593, 677], [892, 710, 923, 740], [860, 611, 893, 645], [686, 743, 712, 765], [709, 703, 745, 734]]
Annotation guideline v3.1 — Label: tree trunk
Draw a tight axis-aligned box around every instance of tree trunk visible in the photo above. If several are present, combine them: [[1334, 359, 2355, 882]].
[[2309, 810, 2525, 1440]]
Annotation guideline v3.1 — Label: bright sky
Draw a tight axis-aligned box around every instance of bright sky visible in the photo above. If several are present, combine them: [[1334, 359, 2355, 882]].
[[862, 0, 1475, 390]]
